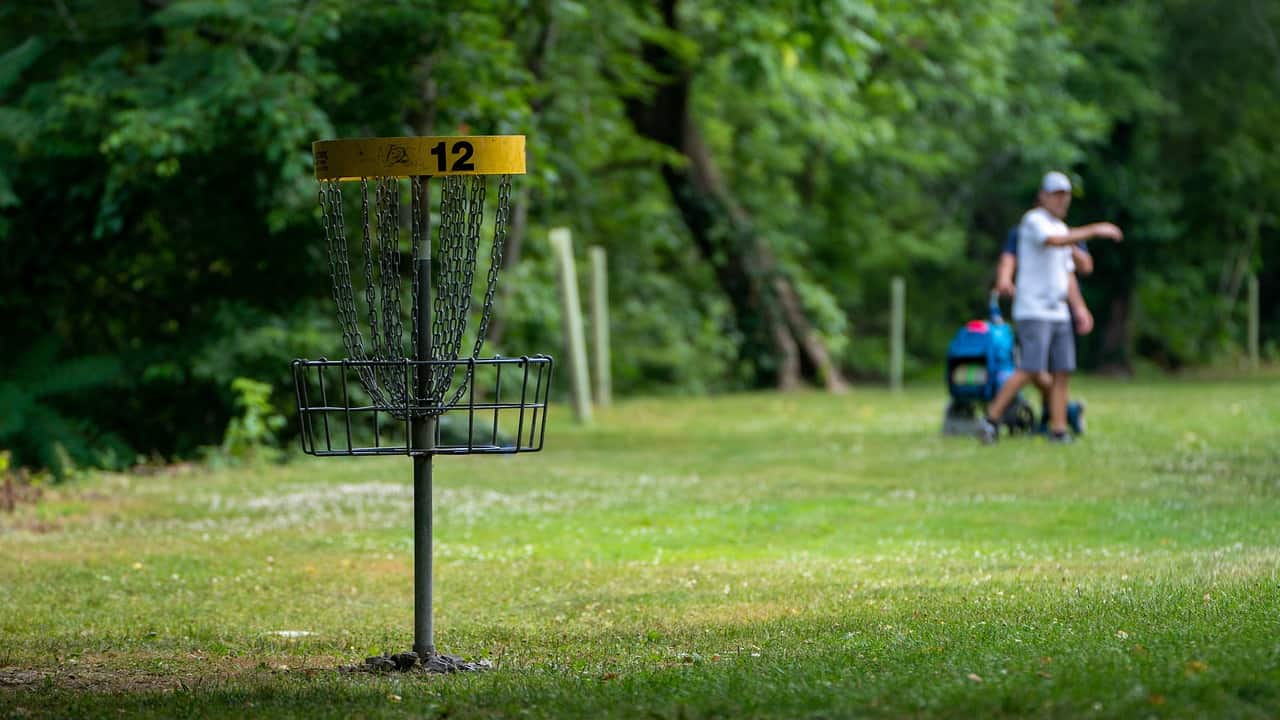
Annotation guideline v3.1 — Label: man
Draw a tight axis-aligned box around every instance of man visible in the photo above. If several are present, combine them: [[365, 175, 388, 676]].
[[994, 221, 1093, 435], [978, 171, 1122, 444], [995, 233, 1093, 295]]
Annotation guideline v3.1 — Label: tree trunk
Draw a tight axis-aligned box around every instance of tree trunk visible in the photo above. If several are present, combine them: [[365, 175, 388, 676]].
[[623, 0, 847, 391], [483, 183, 528, 349], [1097, 290, 1134, 376], [486, 4, 554, 350]]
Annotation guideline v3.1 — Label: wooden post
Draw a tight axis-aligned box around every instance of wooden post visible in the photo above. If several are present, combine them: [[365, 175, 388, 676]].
[[550, 228, 592, 422], [590, 247, 612, 407], [1248, 273, 1259, 371], [0, 451, 10, 513], [890, 276, 905, 392]]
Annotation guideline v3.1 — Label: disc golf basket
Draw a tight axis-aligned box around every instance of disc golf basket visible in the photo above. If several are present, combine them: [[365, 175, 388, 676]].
[[291, 136, 552, 667]]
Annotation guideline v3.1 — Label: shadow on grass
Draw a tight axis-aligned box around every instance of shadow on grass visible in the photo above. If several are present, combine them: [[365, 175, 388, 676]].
[[5, 589, 1278, 720]]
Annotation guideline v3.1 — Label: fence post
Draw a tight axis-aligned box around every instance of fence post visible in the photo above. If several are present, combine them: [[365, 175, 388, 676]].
[[890, 276, 905, 392], [550, 228, 592, 423], [1248, 273, 1259, 371], [590, 247, 612, 407]]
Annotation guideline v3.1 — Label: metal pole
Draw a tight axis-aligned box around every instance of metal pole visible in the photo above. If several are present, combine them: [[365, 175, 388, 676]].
[[1248, 273, 1259, 372], [890, 276, 905, 392], [590, 247, 612, 408], [413, 240, 437, 658]]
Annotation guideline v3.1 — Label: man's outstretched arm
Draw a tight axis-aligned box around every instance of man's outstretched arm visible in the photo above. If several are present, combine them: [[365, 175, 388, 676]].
[[1045, 222, 1123, 247]]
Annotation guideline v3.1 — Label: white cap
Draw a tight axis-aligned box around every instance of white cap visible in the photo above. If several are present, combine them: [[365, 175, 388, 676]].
[[1041, 171, 1072, 194]]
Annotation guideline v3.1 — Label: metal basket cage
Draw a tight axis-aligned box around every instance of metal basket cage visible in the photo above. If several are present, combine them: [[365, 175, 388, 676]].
[[292, 355, 552, 457]]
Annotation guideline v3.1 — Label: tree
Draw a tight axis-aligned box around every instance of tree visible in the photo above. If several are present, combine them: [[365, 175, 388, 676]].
[[621, 0, 848, 390]]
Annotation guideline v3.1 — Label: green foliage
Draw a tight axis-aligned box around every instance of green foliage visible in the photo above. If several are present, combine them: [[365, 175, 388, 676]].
[[0, 338, 127, 477], [0, 0, 1275, 470], [215, 377, 287, 464], [0, 0, 337, 468]]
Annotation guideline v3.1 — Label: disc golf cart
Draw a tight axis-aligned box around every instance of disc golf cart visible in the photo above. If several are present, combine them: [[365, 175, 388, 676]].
[[941, 292, 1035, 437]]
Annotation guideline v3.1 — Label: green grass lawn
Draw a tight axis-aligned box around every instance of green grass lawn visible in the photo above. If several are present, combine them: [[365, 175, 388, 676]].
[[2, 377, 1279, 718]]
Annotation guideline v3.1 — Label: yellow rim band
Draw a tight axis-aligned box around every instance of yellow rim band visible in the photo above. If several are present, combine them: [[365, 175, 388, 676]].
[[313, 136, 526, 180]]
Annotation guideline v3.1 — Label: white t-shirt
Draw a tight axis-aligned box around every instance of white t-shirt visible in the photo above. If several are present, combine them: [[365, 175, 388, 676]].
[[1013, 207, 1075, 322]]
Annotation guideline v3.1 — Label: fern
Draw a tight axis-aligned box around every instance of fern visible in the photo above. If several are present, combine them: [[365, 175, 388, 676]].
[[0, 336, 125, 478]]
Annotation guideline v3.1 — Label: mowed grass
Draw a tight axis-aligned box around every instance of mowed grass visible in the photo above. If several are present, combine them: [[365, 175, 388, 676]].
[[2, 377, 1278, 719]]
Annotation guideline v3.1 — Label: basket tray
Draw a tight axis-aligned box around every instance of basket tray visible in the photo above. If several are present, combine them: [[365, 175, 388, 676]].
[[291, 356, 552, 457]]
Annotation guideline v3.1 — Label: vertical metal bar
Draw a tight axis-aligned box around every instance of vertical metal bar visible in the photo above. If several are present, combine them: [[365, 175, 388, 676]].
[[293, 362, 312, 454], [341, 361, 354, 453], [1248, 273, 1260, 372], [528, 358, 545, 451], [317, 364, 333, 452], [413, 247, 437, 659], [404, 360, 412, 454], [491, 361, 504, 448], [413, 428, 436, 654], [535, 358, 552, 451], [515, 357, 531, 451], [466, 358, 476, 452]]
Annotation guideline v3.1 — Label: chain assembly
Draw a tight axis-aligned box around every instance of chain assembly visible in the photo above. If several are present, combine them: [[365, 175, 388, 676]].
[[317, 174, 512, 418]]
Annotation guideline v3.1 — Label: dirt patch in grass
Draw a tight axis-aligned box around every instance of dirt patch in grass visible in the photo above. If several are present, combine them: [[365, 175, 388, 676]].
[[0, 654, 354, 695], [362, 557, 409, 577], [2, 471, 43, 514], [0, 664, 179, 694], [0, 471, 61, 534], [127, 461, 203, 477], [1, 518, 66, 534]]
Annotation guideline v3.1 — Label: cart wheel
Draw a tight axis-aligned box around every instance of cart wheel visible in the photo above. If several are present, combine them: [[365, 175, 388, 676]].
[[1004, 401, 1036, 435], [942, 400, 977, 436], [945, 400, 974, 419]]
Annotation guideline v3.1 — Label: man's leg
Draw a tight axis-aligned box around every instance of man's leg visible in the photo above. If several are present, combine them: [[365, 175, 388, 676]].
[[1017, 333, 1054, 425], [1046, 320, 1076, 442], [980, 319, 1051, 444], [1032, 371, 1052, 431], [977, 369, 1032, 444], [1049, 371, 1070, 434], [1033, 372, 1052, 394], [987, 369, 1033, 422]]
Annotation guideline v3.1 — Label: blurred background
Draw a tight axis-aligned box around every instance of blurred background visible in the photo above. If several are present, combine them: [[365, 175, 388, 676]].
[[0, 0, 1275, 474]]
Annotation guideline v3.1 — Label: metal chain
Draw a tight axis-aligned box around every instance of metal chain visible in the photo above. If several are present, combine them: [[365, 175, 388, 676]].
[[337, 184, 372, 379], [430, 178, 460, 403], [375, 178, 394, 358], [357, 179, 390, 408], [430, 176, 461, 368], [388, 182, 407, 382], [321, 183, 357, 354], [387, 177, 405, 360], [432, 176, 471, 402], [409, 176, 425, 366], [319, 173, 515, 417], [455, 175, 485, 355], [430, 175, 472, 403], [409, 175, 428, 413], [471, 173, 510, 354], [435, 175, 503, 411], [375, 177, 408, 403], [320, 181, 379, 399]]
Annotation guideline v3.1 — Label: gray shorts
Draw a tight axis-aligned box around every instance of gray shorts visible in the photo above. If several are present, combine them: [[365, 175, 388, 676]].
[[1016, 319, 1075, 373]]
